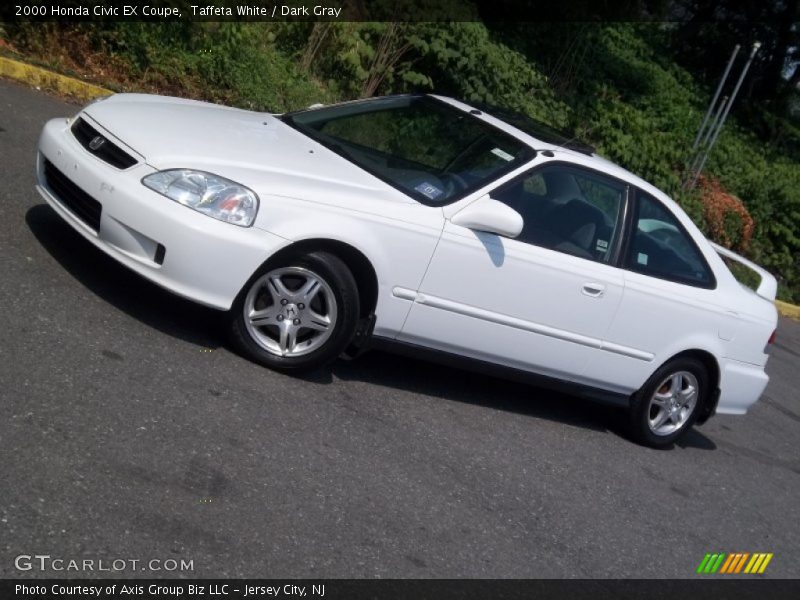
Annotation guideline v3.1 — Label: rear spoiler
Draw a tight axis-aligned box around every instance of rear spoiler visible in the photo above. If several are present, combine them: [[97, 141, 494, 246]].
[[710, 241, 777, 301]]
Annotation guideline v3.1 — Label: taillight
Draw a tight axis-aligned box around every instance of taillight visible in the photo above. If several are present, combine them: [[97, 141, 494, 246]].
[[765, 329, 776, 354]]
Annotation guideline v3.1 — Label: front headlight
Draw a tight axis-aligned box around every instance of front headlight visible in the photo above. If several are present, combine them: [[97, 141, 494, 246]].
[[142, 169, 259, 227]]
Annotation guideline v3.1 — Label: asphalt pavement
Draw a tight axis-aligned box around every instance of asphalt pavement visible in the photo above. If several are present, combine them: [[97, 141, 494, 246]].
[[1, 79, 799, 579]]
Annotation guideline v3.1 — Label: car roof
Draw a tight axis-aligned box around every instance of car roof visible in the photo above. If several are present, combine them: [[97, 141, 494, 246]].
[[291, 93, 682, 214], [429, 95, 679, 205]]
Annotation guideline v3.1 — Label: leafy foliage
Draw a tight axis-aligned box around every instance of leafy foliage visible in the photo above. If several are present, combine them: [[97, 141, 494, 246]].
[[399, 23, 570, 127], [696, 175, 754, 252], [3, 18, 799, 300]]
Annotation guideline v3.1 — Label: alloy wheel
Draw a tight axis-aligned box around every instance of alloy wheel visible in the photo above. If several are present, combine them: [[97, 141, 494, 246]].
[[647, 370, 699, 436], [243, 266, 338, 357]]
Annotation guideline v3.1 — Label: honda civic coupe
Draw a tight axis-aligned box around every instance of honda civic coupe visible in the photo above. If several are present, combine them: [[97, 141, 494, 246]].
[[35, 93, 778, 447]]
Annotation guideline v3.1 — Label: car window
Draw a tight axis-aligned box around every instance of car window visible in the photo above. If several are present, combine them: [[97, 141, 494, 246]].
[[492, 164, 626, 263], [284, 96, 535, 206], [625, 192, 714, 287]]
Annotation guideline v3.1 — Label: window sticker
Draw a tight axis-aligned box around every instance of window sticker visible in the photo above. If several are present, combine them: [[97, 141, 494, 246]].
[[596, 239, 609, 251], [637, 252, 648, 266], [414, 182, 443, 200], [491, 148, 515, 162]]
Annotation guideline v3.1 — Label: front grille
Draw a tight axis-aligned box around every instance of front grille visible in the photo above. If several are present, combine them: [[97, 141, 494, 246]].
[[71, 117, 137, 169], [44, 159, 102, 232]]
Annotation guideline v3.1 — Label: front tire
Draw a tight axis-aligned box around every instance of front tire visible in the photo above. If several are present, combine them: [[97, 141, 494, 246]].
[[228, 251, 359, 372], [629, 357, 708, 448]]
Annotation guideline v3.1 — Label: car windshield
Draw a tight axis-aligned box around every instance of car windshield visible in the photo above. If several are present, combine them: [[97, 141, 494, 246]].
[[282, 95, 535, 205]]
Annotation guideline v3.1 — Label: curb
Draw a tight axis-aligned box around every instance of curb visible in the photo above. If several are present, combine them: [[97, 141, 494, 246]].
[[776, 300, 800, 321], [2, 55, 800, 324], [0, 56, 111, 102]]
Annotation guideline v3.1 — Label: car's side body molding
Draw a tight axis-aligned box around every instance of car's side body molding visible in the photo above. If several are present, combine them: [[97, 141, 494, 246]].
[[392, 286, 655, 362]]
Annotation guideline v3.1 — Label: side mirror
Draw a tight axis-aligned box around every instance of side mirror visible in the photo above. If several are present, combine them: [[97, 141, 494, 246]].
[[450, 195, 523, 238]]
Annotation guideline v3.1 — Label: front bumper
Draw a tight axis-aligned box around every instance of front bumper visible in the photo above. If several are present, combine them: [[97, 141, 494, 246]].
[[36, 116, 287, 310]]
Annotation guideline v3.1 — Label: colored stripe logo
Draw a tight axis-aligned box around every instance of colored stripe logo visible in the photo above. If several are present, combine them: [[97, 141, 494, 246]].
[[696, 552, 773, 574]]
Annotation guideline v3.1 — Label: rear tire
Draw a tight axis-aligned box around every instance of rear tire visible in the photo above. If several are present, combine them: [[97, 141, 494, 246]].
[[228, 251, 359, 372], [629, 357, 708, 448]]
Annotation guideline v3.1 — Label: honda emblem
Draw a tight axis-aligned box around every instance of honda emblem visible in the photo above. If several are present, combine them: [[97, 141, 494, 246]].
[[88, 136, 106, 151]]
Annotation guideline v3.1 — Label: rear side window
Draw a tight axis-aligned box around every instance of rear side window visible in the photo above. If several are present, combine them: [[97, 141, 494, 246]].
[[625, 192, 714, 287]]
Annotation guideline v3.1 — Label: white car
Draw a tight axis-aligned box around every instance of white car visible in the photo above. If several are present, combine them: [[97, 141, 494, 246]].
[[35, 93, 778, 447]]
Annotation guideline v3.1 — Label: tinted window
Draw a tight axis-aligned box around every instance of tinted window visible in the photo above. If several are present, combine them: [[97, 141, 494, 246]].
[[492, 165, 626, 263], [471, 103, 595, 155], [625, 192, 714, 287], [284, 96, 534, 205]]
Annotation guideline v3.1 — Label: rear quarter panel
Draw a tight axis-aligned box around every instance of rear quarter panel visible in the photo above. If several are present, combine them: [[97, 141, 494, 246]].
[[582, 271, 732, 392]]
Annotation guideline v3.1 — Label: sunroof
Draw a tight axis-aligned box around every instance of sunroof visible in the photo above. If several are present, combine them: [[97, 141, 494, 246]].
[[472, 102, 596, 156]]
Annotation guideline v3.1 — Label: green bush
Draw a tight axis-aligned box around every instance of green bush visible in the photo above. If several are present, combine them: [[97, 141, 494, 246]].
[[6, 21, 799, 300]]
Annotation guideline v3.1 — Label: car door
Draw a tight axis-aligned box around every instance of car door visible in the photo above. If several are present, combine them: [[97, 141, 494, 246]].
[[582, 189, 726, 392], [398, 163, 629, 384]]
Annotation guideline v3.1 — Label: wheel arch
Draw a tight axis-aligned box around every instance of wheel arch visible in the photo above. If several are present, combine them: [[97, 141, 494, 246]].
[[657, 348, 721, 423], [262, 238, 379, 319]]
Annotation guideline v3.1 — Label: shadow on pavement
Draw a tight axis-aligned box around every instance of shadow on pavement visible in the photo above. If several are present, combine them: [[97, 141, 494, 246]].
[[26, 203, 224, 348], [331, 350, 718, 450], [675, 429, 717, 450], [332, 349, 620, 437], [27, 203, 719, 450]]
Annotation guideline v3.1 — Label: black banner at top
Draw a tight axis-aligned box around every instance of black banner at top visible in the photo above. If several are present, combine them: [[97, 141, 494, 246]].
[[1, 0, 792, 23]]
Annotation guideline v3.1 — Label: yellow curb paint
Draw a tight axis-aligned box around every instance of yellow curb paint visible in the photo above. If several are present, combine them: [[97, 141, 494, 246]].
[[3, 58, 799, 323], [776, 300, 800, 320], [0, 56, 111, 102]]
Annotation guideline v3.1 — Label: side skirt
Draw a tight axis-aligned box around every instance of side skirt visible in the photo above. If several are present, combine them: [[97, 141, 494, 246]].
[[368, 336, 632, 410]]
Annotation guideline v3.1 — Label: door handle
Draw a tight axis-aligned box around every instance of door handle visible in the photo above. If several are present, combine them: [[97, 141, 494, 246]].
[[581, 283, 605, 298]]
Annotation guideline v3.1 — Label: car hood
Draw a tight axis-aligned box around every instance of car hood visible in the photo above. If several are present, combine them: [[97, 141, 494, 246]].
[[83, 94, 410, 205]]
